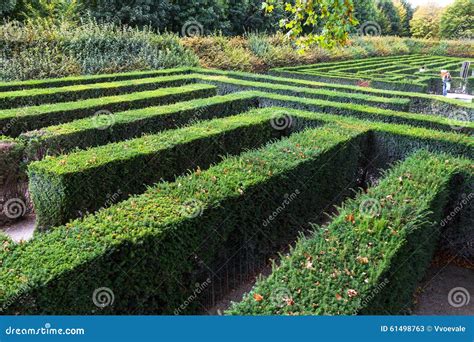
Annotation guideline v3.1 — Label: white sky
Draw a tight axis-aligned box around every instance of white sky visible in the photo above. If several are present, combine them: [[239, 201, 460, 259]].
[[408, 0, 455, 7]]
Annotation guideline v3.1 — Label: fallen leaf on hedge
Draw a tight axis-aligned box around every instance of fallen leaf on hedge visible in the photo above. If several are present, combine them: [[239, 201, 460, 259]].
[[345, 214, 355, 224], [253, 293, 264, 302], [356, 256, 369, 264], [335, 293, 343, 301]]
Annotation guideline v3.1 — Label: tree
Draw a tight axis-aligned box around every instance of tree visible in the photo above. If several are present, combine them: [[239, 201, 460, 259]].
[[80, 0, 173, 31], [226, 0, 283, 35], [394, 0, 413, 37], [169, 0, 229, 35], [375, 0, 402, 36], [410, 3, 442, 39], [439, 0, 474, 39], [263, 0, 358, 49], [353, 0, 377, 25]]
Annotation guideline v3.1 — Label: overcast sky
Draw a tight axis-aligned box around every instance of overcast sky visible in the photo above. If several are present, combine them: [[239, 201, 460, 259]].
[[408, 0, 455, 7]]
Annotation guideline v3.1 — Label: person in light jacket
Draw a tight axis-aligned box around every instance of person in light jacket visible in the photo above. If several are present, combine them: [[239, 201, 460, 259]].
[[441, 70, 452, 96]]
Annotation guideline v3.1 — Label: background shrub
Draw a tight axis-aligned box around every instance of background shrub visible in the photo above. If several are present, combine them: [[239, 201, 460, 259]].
[[0, 19, 199, 80]]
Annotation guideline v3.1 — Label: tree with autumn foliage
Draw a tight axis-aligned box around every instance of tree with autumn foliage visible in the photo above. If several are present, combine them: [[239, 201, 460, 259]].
[[410, 3, 443, 39]]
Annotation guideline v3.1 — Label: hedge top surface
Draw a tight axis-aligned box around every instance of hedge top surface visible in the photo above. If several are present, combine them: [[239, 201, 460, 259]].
[[228, 150, 472, 315], [0, 74, 197, 100], [19, 91, 257, 139], [0, 122, 367, 302], [28, 106, 473, 181], [0, 83, 216, 121], [28, 107, 297, 175], [0, 68, 191, 90], [193, 68, 474, 109]]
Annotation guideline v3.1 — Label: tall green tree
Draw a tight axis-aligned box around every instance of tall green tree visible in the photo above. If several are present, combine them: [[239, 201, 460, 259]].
[[226, 0, 283, 35], [353, 0, 377, 25], [439, 0, 474, 39], [375, 0, 402, 36], [80, 0, 172, 31], [394, 0, 413, 37], [169, 0, 229, 35]]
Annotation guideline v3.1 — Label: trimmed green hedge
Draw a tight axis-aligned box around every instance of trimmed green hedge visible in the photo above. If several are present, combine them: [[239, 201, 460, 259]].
[[0, 68, 191, 92], [228, 150, 472, 315], [0, 75, 198, 109], [19, 92, 259, 160], [0, 124, 370, 314], [0, 136, 24, 187], [270, 70, 428, 93], [270, 54, 470, 95], [199, 76, 410, 111], [193, 69, 473, 118], [0, 84, 217, 137], [28, 108, 322, 230], [255, 91, 473, 134]]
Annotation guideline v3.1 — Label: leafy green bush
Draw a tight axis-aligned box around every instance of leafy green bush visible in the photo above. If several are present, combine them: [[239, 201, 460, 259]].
[[0, 19, 199, 81]]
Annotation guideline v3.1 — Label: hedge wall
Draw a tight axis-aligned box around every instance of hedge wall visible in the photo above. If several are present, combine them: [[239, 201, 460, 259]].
[[19, 92, 259, 160], [0, 84, 217, 137], [28, 108, 321, 230], [228, 150, 472, 315], [0, 124, 369, 314], [0, 75, 198, 109]]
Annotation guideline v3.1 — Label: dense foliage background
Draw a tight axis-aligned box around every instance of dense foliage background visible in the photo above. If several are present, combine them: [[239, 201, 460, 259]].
[[0, 0, 472, 80]]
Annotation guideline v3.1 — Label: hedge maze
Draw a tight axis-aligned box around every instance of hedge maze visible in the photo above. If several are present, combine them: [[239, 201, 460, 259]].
[[0, 59, 472, 315], [272, 54, 473, 94]]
